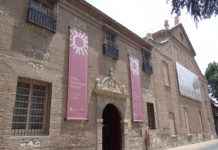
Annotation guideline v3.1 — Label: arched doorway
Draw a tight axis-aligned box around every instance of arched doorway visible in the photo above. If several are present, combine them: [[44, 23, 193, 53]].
[[102, 104, 122, 150]]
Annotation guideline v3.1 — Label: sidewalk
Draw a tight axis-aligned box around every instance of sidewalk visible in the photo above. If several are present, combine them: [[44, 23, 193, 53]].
[[167, 139, 218, 150]]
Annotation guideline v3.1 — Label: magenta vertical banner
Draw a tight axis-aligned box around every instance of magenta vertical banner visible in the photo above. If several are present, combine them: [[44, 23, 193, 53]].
[[66, 29, 88, 120], [129, 55, 144, 122]]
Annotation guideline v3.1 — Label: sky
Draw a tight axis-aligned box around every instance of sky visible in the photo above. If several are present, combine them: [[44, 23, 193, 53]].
[[86, 0, 218, 74]]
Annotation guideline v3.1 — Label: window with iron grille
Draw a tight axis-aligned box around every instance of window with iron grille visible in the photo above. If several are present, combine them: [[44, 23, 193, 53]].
[[147, 103, 156, 129], [103, 31, 119, 59], [12, 78, 51, 136], [27, 0, 57, 32], [105, 32, 116, 47], [142, 49, 152, 74]]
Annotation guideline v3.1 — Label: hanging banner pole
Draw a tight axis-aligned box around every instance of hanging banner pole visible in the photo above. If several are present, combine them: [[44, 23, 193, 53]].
[[129, 55, 144, 122], [66, 28, 88, 120]]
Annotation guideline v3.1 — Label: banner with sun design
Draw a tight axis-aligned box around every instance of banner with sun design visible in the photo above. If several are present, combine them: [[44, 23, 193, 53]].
[[66, 29, 88, 120], [129, 55, 144, 122]]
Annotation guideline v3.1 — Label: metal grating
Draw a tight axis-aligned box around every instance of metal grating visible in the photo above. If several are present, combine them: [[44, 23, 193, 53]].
[[12, 82, 29, 131], [103, 31, 119, 59], [103, 44, 119, 60], [12, 80, 49, 136], [27, 0, 56, 32], [147, 103, 156, 129]]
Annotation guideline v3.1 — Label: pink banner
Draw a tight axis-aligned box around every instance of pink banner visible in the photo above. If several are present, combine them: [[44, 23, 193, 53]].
[[129, 56, 144, 122], [66, 29, 88, 120]]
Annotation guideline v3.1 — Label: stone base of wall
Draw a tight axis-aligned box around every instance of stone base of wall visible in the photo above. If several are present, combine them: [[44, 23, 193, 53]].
[[150, 130, 216, 150], [0, 135, 96, 150], [0, 131, 216, 150]]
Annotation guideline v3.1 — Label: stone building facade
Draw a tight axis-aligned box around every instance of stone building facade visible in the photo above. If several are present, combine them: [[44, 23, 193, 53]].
[[0, 0, 216, 150], [144, 23, 216, 149]]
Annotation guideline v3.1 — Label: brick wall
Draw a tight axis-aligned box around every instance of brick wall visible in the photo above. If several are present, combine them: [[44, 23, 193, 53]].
[[0, 0, 151, 150], [147, 26, 216, 149], [0, 0, 216, 150]]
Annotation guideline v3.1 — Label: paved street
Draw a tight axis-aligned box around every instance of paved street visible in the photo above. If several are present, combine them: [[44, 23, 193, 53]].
[[199, 142, 218, 150], [167, 140, 218, 150]]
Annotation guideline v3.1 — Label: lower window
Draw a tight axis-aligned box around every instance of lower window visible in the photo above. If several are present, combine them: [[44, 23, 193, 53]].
[[147, 103, 156, 129], [12, 78, 51, 136]]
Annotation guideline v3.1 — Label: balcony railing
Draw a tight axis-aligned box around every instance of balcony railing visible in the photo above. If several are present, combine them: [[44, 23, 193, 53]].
[[103, 44, 119, 60], [143, 62, 153, 75], [27, 6, 56, 32], [215, 111, 218, 117]]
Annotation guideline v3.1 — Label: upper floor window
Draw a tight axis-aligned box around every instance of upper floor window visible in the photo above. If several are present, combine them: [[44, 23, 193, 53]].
[[103, 31, 119, 59], [142, 49, 153, 74], [162, 61, 170, 87], [27, 0, 57, 32], [12, 78, 51, 136], [180, 32, 184, 41], [105, 31, 116, 47]]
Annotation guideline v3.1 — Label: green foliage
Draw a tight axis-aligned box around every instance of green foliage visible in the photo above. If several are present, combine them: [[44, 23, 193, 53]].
[[205, 62, 218, 99], [170, 0, 218, 22]]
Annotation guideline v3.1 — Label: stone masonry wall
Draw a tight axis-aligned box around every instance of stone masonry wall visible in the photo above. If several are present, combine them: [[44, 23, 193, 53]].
[[0, 1, 216, 150], [0, 0, 150, 150], [147, 28, 216, 149]]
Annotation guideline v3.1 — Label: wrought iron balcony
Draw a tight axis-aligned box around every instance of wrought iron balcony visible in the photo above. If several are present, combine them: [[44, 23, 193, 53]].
[[103, 44, 119, 60], [215, 111, 218, 117], [142, 62, 153, 75], [27, 7, 56, 32]]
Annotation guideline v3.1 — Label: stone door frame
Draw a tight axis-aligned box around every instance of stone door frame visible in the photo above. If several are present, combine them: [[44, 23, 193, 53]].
[[96, 95, 127, 150], [94, 68, 129, 150]]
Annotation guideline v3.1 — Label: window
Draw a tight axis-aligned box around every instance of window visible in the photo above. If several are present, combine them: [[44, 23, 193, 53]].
[[183, 108, 190, 134], [142, 49, 152, 74], [169, 112, 177, 135], [103, 31, 119, 59], [180, 32, 184, 41], [12, 78, 51, 136], [198, 110, 204, 133], [105, 31, 116, 47], [162, 61, 170, 87], [147, 103, 156, 129], [27, 0, 57, 32]]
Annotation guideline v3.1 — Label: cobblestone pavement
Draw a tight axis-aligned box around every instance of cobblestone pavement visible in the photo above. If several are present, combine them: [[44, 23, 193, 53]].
[[167, 139, 218, 150]]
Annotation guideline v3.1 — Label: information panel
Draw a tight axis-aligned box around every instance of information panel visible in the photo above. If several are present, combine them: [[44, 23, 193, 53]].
[[176, 63, 202, 101]]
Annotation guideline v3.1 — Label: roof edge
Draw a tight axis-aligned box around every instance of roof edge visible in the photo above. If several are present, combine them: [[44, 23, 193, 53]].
[[67, 0, 152, 50]]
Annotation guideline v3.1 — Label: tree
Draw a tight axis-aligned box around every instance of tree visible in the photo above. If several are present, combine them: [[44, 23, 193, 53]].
[[170, 0, 218, 22], [205, 62, 218, 100]]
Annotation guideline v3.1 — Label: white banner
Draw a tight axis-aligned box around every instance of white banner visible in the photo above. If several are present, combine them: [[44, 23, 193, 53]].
[[176, 63, 202, 101]]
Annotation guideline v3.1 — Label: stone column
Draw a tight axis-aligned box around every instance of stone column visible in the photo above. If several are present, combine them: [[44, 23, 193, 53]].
[[123, 119, 131, 150], [97, 119, 103, 150]]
